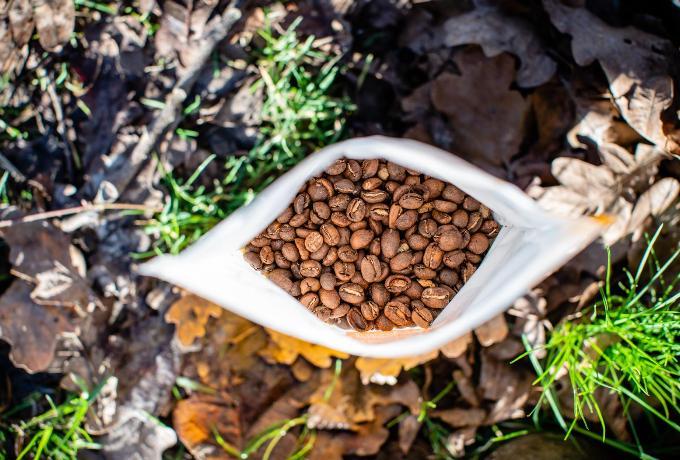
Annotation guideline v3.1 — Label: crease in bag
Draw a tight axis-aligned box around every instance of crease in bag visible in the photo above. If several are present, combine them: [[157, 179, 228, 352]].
[[139, 136, 608, 358]]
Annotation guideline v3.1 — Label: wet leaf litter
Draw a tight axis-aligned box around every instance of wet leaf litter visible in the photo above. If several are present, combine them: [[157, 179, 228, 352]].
[[0, 1, 679, 459]]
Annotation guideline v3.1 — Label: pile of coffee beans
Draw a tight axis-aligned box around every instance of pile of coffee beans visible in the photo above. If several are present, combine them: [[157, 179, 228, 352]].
[[243, 159, 499, 332]]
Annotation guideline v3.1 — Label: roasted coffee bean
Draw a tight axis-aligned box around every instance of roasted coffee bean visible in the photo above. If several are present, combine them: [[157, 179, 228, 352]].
[[330, 303, 351, 318], [361, 189, 388, 204], [442, 185, 465, 203], [418, 219, 438, 238], [422, 178, 445, 199], [269, 269, 293, 293], [294, 193, 310, 214], [462, 262, 477, 282], [337, 245, 358, 262], [384, 300, 411, 326], [320, 272, 337, 290], [277, 207, 294, 223], [395, 209, 418, 231], [388, 204, 402, 229], [436, 229, 463, 251], [266, 222, 282, 239], [360, 301, 380, 321], [275, 252, 291, 269], [350, 229, 374, 249], [362, 177, 383, 190], [467, 212, 483, 232], [322, 246, 338, 266], [480, 219, 499, 235], [300, 277, 320, 294], [310, 244, 330, 261], [432, 209, 452, 225], [433, 199, 457, 213], [380, 229, 399, 258], [308, 178, 333, 201], [334, 261, 355, 281], [300, 260, 322, 277], [390, 251, 413, 271], [463, 196, 480, 211], [319, 288, 341, 309], [414, 264, 437, 280], [289, 212, 309, 227], [370, 284, 390, 307], [369, 239, 381, 256], [421, 287, 450, 308], [439, 269, 459, 287], [282, 242, 300, 262], [334, 178, 357, 194], [368, 218, 383, 235], [411, 302, 433, 328], [407, 234, 430, 251], [387, 162, 406, 181], [329, 194, 351, 211], [314, 306, 333, 322], [260, 246, 275, 265], [423, 243, 444, 270], [347, 307, 370, 331], [344, 160, 362, 181], [360, 255, 382, 282], [385, 274, 411, 293], [375, 314, 395, 331], [468, 233, 489, 254], [270, 239, 285, 251], [320, 223, 340, 246], [290, 282, 302, 297], [399, 192, 424, 209], [313, 202, 331, 220], [244, 251, 263, 270], [362, 159, 379, 178], [443, 250, 466, 268], [279, 224, 296, 241], [349, 221, 367, 232], [404, 280, 424, 299], [466, 251, 482, 263], [346, 198, 367, 222], [331, 211, 352, 227], [325, 159, 346, 175], [338, 227, 351, 246], [461, 229, 471, 248], [250, 235, 271, 248], [300, 292, 319, 310], [295, 238, 310, 260], [339, 283, 365, 304]]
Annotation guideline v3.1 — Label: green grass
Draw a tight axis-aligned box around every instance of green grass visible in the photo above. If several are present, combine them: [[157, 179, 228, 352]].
[[519, 225, 680, 457], [143, 16, 355, 255], [0, 377, 107, 459]]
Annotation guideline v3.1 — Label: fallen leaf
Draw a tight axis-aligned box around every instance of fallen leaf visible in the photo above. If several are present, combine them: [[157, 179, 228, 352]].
[[259, 329, 349, 368], [440, 332, 473, 359], [32, 0, 75, 51], [174, 395, 242, 458], [442, 4, 556, 87], [486, 433, 593, 460], [480, 352, 532, 424], [431, 407, 486, 428], [627, 177, 680, 235], [354, 349, 438, 385], [431, 48, 529, 167], [508, 289, 550, 358], [474, 314, 509, 347], [165, 293, 224, 348], [0, 280, 76, 372], [100, 407, 178, 460], [8, 0, 33, 46], [543, 0, 678, 153], [445, 426, 477, 458], [398, 414, 421, 454]]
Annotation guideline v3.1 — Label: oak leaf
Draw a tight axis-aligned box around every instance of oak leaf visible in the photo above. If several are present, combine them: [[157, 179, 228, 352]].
[[165, 293, 223, 348], [259, 329, 349, 368]]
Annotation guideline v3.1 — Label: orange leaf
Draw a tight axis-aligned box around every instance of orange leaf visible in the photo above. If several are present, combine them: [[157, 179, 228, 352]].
[[258, 329, 348, 368], [165, 293, 223, 347], [354, 350, 439, 385]]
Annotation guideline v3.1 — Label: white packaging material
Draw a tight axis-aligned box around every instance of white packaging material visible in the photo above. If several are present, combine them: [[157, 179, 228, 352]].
[[139, 136, 607, 358]]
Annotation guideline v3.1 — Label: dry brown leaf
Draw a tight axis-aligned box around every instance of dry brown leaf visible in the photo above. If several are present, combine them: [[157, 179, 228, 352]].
[[474, 314, 509, 347], [259, 329, 349, 368], [445, 426, 477, 458], [354, 349, 438, 385], [0, 280, 76, 372], [442, 4, 556, 87], [480, 352, 532, 424], [398, 414, 421, 454], [543, 0, 678, 153], [33, 0, 75, 51], [165, 293, 223, 348], [174, 395, 242, 459], [440, 332, 473, 359], [9, 0, 33, 46], [431, 48, 529, 167], [431, 407, 486, 428]]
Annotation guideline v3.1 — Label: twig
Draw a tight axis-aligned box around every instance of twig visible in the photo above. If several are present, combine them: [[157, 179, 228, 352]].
[[0, 153, 26, 182], [105, 1, 242, 196], [0, 203, 161, 228]]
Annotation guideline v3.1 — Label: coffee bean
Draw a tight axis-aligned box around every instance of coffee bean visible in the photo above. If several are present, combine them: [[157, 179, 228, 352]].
[[300, 277, 320, 294], [362, 159, 379, 178], [346, 198, 367, 222], [407, 234, 430, 251], [436, 229, 463, 251], [325, 159, 346, 175], [361, 189, 388, 204], [269, 269, 293, 293], [388, 204, 403, 229], [395, 209, 418, 231], [331, 211, 352, 227], [360, 301, 380, 321], [463, 196, 480, 211], [432, 209, 451, 225], [320, 272, 337, 290], [385, 274, 411, 293], [282, 242, 300, 262], [439, 269, 459, 287], [404, 280, 424, 299], [347, 307, 370, 331], [414, 264, 437, 280], [277, 207, 294, 223], [384, 300, 411, 326], [462, 262, 476, 282], [250, 235, 271, 248], [320, 223, 340, 246], [294, 193, 310, 214], [468, 233, 489, 254], [329, 194, 350, 211], [350, 229, 374, 249], [375, 314, 395, 331], [289, 212, 309, 227], [368, 218, 382, 235], [310, 244, 329, 261], [319, 288, 341, 309], [295, 238, 310, 260], [330, 303, 350, 318], [339, 283, 365, 304], [360, 255, 382, 282], [308, 178, 333, 201], [314, 306, 333, 322], [434, 200, 457, 213], [337, 245, 358, 262], [300, 292, 319, 310], [411, 302, 433, 328], [313, 202, 331, 220], [466, 251, 482, 263], [303, 232, 323, 253], [300, 260, 322, 277], [370, 283, 390, 307], [362, 177, 383, 190], [390, 251, 413, 272], [422, 178, 445, 199], [423, 243, 444, 270], [399, 192, 424, 209], [387, 162, 406, 181], [260, 246, 274, 265], [275, 252, 291, 269], [421, 287, 450, 308], [244, 251, 263, 270], [480, 219, 499, 236], [466, 212, 482, 233], [443, 250, 466, 268], [334, 178, 357, 194], [442, 185, 465, 203], [322, 247, 338, 266], [333, 261, 355, 281], [418, 219, 438, 238]]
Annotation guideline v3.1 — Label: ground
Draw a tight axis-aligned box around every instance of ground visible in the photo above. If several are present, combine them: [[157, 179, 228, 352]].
[[0, 1, 679, 459]]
